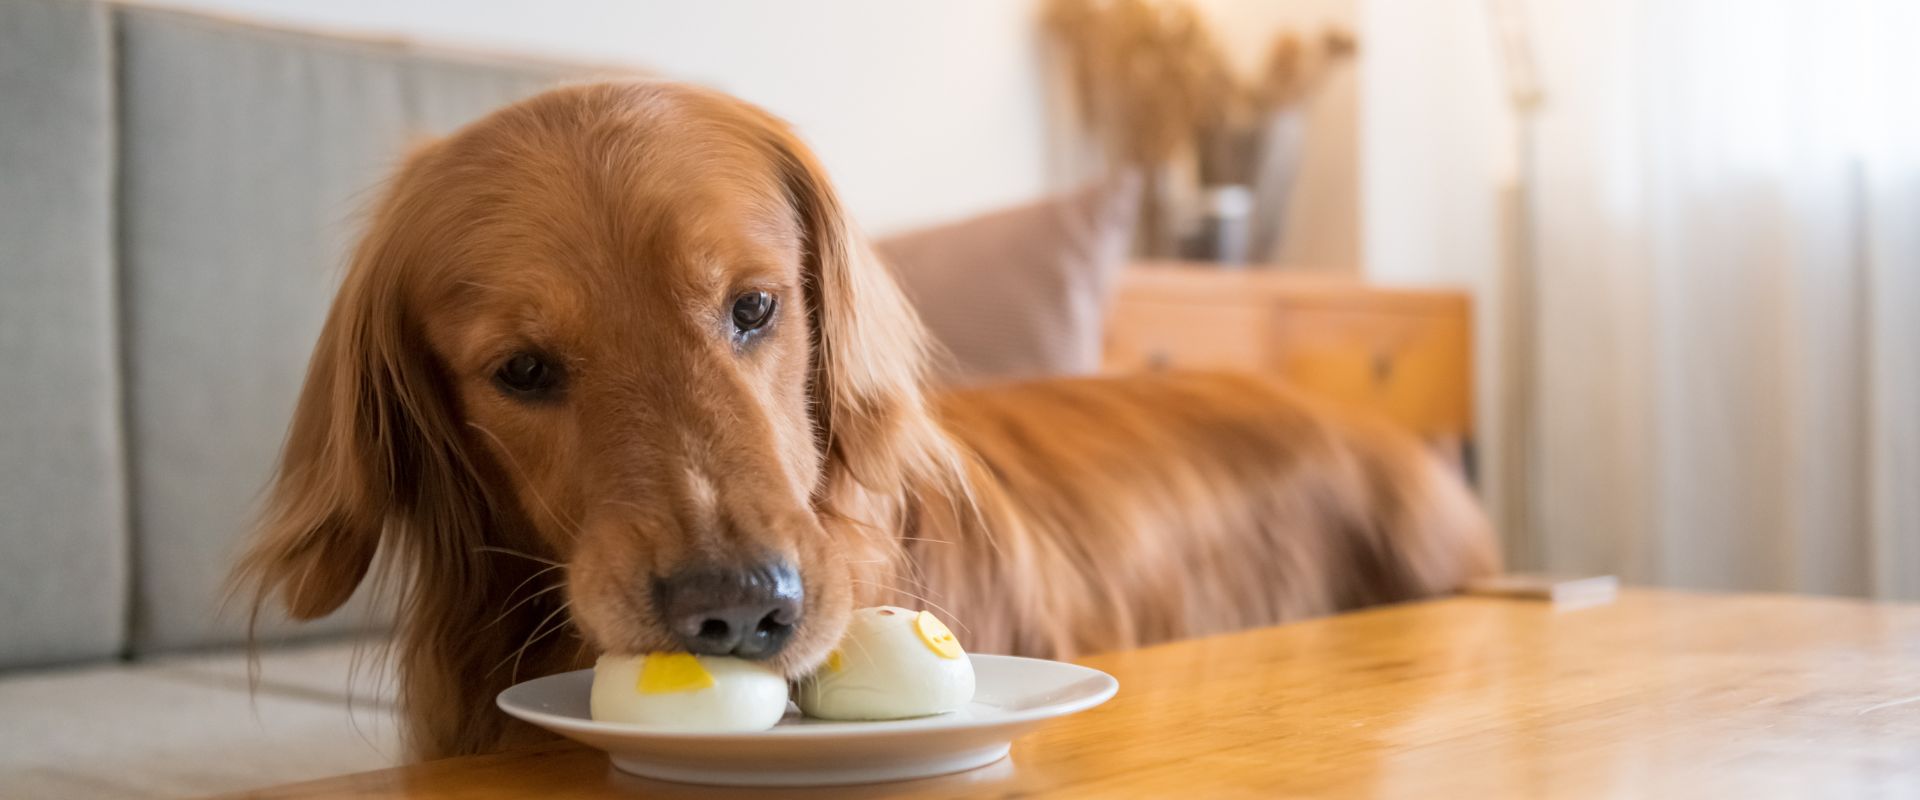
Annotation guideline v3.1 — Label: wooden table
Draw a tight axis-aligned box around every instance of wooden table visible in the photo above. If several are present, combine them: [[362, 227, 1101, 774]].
[[238, 590, 1920, 798]]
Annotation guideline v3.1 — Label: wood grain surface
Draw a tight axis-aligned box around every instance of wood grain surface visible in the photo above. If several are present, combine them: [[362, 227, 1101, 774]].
[[234, 590, 1920, 798]]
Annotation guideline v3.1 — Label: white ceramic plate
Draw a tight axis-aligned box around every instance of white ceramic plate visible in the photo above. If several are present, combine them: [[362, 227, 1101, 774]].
[[497, 654, 1118, 787]]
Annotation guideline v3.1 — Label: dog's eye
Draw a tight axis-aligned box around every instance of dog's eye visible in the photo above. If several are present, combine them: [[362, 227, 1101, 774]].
[[730, 291, 776, 334], [495, 351, 562, 398]]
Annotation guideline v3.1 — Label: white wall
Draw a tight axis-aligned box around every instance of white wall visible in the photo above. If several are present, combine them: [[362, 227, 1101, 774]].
[[129, 0, 1058, 235], [1359, 0, 1518, 554]]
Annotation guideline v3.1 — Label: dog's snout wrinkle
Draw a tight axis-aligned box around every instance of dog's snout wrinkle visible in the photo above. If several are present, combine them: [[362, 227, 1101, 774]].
[[670, 464, 723, 544]]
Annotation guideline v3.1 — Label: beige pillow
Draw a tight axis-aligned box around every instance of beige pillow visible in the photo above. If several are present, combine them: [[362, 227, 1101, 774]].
[[878, 175, 1140, 386]]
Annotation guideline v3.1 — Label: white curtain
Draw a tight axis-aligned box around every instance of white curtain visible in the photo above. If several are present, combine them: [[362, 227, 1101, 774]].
[[1525, 0, 1920, 597]]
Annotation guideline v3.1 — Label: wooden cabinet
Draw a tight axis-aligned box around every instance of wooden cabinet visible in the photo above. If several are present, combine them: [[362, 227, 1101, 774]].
[[1103, 264, 1475, 443]]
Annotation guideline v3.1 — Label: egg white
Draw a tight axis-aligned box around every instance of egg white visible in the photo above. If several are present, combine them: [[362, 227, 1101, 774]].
[[589, 654, 789, 732], [796, 606, 976, 720]]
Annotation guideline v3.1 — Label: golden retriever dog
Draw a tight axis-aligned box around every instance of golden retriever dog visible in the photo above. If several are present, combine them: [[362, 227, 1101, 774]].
[[233, 81, 1498, 760]]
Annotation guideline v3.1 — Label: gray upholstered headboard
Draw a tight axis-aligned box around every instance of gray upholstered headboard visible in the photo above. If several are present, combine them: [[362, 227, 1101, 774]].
[[0, 0, 620, 668]]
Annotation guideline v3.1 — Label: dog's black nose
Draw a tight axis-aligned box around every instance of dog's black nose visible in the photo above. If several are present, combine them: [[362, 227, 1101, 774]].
[[654, 562, 803, 659]]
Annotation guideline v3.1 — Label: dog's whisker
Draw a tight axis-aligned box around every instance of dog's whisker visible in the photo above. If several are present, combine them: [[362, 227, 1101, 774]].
[[493, 601, 573, 683], [495, 561, 566, 606], [851, 576, 942, 601], [487, 580, 568, 629], [518, 602, 574, 679], [843, 623, 877, 665], [869, 562, 939, 597], [850, 578, 971, 636], [473, 545, 563, 568]]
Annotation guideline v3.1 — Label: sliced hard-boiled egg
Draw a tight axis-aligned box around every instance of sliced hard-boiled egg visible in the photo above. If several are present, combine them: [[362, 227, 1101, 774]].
[[589, 653, 789, 731], [796, 606, 976, 720]]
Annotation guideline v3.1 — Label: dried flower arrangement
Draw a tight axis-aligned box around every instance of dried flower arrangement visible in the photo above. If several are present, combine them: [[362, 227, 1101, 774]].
[[1043, 0, 1355, 262]]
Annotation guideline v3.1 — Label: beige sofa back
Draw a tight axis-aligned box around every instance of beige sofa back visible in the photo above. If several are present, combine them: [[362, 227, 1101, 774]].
[[0, 0, 124, 669], [0, 0, 613, 668]]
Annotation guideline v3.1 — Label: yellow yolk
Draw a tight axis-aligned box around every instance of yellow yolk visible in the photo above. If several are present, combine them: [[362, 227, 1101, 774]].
[[638, 652, 716, 694], [825, 649, 845, 672], [915, 611, 963, 659]]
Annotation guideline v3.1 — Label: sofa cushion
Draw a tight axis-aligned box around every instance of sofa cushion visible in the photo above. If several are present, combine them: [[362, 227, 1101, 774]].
[[0, 649, 398, 798], [878, 175, 1140, 386], [146, 636, 396, 710], [0, 0, 128, 669]]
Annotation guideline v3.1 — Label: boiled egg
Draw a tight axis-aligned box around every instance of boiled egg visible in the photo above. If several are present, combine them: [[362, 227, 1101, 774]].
[[796, 606, 975, 720], [589, 653, 788, 732]]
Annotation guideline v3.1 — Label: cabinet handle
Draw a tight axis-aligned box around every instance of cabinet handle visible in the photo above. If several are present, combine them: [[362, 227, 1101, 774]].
[[1372, 351, 1395, 384]]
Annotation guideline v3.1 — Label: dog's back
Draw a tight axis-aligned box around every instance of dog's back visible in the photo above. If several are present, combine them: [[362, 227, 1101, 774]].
[[904, 370, 1500, 658]]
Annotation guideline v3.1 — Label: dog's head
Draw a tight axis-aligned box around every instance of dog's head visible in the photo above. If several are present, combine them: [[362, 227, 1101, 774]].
[[236, 82, 958, 679]]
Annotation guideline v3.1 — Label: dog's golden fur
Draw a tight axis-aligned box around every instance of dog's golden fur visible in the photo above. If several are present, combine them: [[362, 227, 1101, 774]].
[[232, 81, 1498, 761]]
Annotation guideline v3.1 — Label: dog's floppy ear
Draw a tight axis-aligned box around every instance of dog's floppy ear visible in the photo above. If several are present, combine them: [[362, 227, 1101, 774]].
[[752, 116, 957, 497], [231, 141, 475, 621]]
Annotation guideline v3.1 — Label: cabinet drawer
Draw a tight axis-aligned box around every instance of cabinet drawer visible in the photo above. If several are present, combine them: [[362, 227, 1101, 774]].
[[1103, 298, 1271, 373], [1267, 307, 1471, 436], [1102, 273, 1473, 437]]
